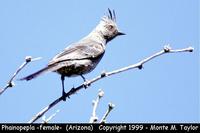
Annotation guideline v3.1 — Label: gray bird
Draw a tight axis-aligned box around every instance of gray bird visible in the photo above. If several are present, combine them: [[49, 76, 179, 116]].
[[20, 9, 125, 100]]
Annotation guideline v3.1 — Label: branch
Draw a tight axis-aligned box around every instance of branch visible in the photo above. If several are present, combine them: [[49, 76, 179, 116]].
[[28, 45, 194, 123], [0, 56, 42, 96], [100, 103, 115, 123], [89, 89, 104, 123], [42, 109, 60, 123]]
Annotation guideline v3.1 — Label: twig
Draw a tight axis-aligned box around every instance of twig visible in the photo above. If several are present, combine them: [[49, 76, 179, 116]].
[[100, 103, 115, 123], [0, 56, 42, 95], [42, 109, 60, 123], [28, 45, 194, 123], [89, 89, 104, 123]]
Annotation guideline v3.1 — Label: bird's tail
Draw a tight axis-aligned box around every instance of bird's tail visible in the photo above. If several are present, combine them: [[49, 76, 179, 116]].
[[20, 66, 52, 81]]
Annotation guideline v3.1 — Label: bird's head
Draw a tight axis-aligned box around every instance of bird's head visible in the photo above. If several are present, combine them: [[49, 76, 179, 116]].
[[96, 8, 125, 42]]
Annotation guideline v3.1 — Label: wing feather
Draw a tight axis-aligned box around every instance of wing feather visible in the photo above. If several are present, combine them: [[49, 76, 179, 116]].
[[48, 40, 105, 65]]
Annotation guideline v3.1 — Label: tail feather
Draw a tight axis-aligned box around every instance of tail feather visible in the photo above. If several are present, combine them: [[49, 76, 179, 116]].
[[20, 66, 51, 81]]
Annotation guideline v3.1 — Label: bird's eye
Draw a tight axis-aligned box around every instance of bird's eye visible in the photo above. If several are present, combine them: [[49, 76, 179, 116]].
[[108, 25, 114, 30]]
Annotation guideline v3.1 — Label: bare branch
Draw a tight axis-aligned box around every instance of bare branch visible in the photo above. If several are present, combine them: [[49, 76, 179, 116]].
[[28, 46, 193, 123], [42, 109, 60, 123], [100, 102, 115, 123], [0, 56, 42, 96], [89, 89, 104, 123]]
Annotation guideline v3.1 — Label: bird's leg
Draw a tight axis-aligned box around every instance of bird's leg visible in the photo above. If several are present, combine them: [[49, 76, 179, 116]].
[[81, 74, 90, 89], [61, 75, 66, 101], [80, 74, 86, 82]]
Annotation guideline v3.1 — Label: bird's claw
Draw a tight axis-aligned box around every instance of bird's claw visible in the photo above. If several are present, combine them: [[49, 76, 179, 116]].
[[83, 80, 90, 89], [62, 91, 67, 101]]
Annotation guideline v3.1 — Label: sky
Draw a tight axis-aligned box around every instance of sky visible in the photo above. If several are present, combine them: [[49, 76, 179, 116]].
[[0, 0, 199, 123]]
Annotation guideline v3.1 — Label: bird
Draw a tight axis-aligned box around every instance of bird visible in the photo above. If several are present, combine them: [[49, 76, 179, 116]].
[[20, 8, 125, 100]]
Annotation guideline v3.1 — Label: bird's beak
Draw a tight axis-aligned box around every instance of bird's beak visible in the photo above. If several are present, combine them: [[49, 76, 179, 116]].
[[117, 32, 126, 36]]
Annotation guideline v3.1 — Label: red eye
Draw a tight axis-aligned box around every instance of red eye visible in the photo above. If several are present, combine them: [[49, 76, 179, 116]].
[[108, 25, 114, 30]]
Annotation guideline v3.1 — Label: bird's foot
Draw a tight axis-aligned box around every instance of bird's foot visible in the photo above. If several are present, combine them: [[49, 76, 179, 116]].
[[83, 80, 90, 89], [62, 91, 67, 101], [80, 75, 90, 89]]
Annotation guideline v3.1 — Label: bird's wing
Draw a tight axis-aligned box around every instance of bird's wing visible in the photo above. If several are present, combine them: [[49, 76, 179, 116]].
[[48, 39, 105, 65]]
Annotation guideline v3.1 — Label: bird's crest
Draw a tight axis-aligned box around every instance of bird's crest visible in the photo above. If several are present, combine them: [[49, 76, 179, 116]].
[[102, 8, 116, 23]]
